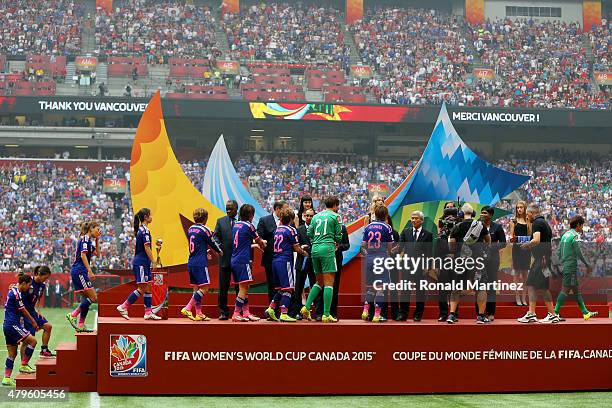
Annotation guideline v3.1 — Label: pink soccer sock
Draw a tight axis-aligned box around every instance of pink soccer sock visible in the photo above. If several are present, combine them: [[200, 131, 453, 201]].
[[195, 302, 202, 315], [243, 304, 250, 316], [70, 306, 81, 318], [363, 303, 369, 313], [145, 308, 152, 316], [78, 316, 86, 327], [185, 298, 195, 311], [374, 306, 381, 318], [4, 368, 11, 378]]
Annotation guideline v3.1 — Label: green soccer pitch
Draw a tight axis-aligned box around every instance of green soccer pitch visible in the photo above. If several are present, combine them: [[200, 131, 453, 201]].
[[0, 308, 610, 408]]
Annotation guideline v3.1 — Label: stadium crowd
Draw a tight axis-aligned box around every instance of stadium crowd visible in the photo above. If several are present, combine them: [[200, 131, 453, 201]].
[[0, 162, 128, 273], [0, 152, 609, 274], [95, 0, 219, 62], [222, 2, 351, 69], [470, 19, 607, 109], [350, 7, 474, 106], [0, 2, 611, 110], [0, 0, 83, 56]]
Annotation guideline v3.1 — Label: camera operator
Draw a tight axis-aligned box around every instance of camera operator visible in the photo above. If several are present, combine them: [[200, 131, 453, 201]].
[[447, 203, 491, 324], [435, 202, 460, 321]]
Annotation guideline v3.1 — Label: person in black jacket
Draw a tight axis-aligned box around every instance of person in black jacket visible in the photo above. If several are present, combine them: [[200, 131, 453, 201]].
[[315, 223, 350, 319], [399, 211, 434, 321], [257, 201, 287, 302], [290, 208, 316, 318], [479, 206, 507, 321], [448, 203, 491, 324], [213, 200, 238, 320]]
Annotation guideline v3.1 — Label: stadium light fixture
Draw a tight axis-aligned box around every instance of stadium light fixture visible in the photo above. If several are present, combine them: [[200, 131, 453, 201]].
[[251, 129, 265, 132], [279, 136, 292, 139], [75, 145, 89, 149], [4, 144, 19, 147], [249, 135, 263, 139]]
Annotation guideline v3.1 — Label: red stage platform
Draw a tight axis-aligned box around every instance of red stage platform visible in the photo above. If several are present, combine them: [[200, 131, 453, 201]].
[[17, 316, 612, 394], [15, 273, 611, 394], [87, 316, 609, 395]]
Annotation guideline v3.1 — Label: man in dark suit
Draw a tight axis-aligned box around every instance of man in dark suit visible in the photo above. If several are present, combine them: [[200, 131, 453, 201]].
[[214, 200, 238, 320], [290, 208, 316, 318], [316, 223, 350, 319], [400, 211, 433, 321], [257, 201, 287, 302]]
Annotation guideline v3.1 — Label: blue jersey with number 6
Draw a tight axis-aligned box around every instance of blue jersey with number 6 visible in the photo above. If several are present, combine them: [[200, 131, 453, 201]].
[[187, 224, 219, 267]]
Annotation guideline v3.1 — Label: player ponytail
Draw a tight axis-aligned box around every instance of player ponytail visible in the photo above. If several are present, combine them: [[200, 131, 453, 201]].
[[80, 221, 90, 236], [134, 208, 151, 237], [34, 265, 51, 277]]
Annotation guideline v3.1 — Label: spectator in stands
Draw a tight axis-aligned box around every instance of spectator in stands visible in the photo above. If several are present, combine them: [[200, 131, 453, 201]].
[[222, 2, 350, 70], [0, 0, 83, 56], [99, 82, 107, 97], [95, 0, 219, 62], [350, 7, 472, 106]]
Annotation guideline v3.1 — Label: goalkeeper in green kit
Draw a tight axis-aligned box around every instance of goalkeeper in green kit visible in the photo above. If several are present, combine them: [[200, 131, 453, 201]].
[[554, 215, 598, 320], [300, 196, 343, 323]]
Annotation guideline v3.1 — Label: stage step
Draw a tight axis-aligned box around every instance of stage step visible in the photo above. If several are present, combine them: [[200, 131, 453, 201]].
[[99, 303, 608, 320], [16, 333, 97, 392], [99, 290, 609, 305]]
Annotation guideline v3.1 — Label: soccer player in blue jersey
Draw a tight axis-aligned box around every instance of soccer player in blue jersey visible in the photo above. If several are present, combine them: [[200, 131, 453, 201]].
[[67, 221, 102, 332], [3, 273, 39, 386], [117, 208, 161, 320], [361, 205, 395, 323], [231, 204, 266, 322], [265, 208, 309, 322], [180, 208, 223, 322], [22, 266, 55, 358]]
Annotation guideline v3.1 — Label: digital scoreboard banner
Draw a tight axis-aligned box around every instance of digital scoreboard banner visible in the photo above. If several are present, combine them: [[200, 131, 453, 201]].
[[103, 178, 127, 194], [1, 96, 612, 128]]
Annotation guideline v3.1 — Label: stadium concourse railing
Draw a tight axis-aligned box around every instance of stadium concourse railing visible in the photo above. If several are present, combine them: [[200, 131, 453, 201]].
[[0, 127, 135, 149]]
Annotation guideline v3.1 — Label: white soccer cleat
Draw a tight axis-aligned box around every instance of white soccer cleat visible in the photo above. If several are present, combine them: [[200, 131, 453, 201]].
[[517, 311, 537, 323], [144, 313, 162, 320], [116, 305, 130, 320], [538, 312, 560, 324]]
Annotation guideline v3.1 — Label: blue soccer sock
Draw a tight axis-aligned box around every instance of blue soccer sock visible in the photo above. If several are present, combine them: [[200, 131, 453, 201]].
[[269, 291, 282, 309], [5, 357, 14, 378], [234, 296, 245, 315], [78, 298, 92, 325], [123, 289, 142, 308], [280, 291, 292, 314], [22, 345, 35, 365], [193, 289, 204, 315]]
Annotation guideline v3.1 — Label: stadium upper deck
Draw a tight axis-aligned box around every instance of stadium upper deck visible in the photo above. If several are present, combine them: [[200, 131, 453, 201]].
[[0, 0, 610, 109]]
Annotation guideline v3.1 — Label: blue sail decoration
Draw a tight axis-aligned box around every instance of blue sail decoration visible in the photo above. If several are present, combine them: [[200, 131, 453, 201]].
[[388, 104, 530, 214], [202, 135, 268, 224], [343, 103, 530, 264]]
